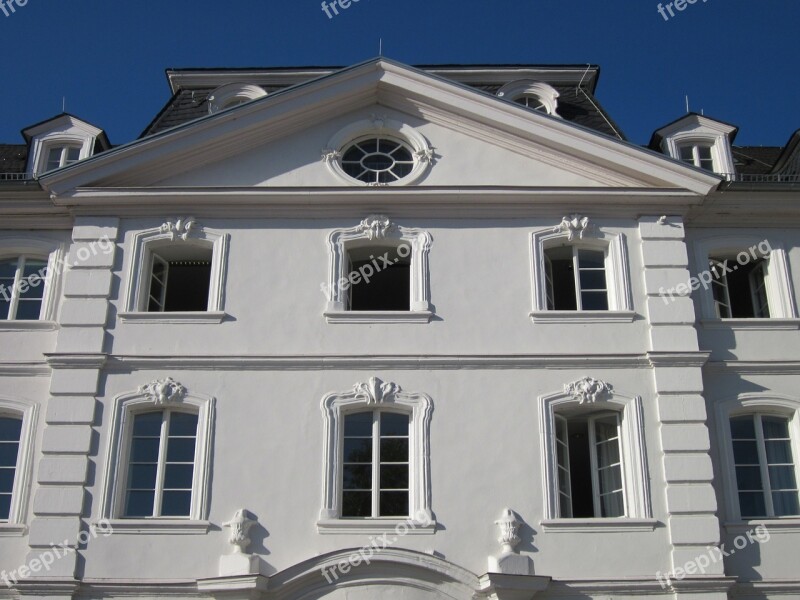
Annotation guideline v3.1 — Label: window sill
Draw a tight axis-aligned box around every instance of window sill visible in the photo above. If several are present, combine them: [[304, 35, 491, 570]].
[[0, 523, 28, 536], [317, 518, 436, 535], [540, 518, 658, 532], [701, 318, 800, 330], [530, 310, 636, 324], [93, 519, 211, 534], [324, 311, 433, 324], [724, 518, 800, 534], [118, 312, 227, 324], [0, 320, 58, 331]]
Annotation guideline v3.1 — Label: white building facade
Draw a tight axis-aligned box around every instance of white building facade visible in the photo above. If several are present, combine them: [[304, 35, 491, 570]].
[[0, 59, 798, 600]]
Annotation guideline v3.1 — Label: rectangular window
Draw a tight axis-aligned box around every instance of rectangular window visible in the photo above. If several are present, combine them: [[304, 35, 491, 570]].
[[0, 257, 48, 321], [345, 245, 411, 311], [710, 257, 770, 318], [146, 248, 212, 312], [124, 411, 198, 518], [731, 414, 799, 518], [680, 144, 714, 172], [0, 417, 22, 521], [545, 247, 609, 311], [556, 412, 624, 518], [45, 146, 81, 172], [342, 411, 410, 518]]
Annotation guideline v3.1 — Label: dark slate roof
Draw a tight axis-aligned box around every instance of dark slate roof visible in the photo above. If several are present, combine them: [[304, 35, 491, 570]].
[[0, 144, 27, 173], [732, 146, 783, 175], [142, 73, 623, 139]]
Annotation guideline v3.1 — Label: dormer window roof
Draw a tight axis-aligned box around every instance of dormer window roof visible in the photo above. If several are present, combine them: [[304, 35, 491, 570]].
[[21, 113, 109, 177], [650, 113, 737, 177]]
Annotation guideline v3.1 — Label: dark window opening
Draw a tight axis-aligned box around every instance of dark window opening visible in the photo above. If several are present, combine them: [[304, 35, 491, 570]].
[[567, 420, 594, 518], [347, 246, 411, 311], [711, 257, 769, 318], [545, 246, 608, 311], [147, 247, 212, 312]]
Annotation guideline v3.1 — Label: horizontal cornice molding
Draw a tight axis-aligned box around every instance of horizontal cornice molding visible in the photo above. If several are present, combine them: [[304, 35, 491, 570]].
[[705, 360, 800, 374], [647, 351, 711, 368], [0, 361, 50, 376], [44, 353, 107, 369], [103, 353, 652, 371]]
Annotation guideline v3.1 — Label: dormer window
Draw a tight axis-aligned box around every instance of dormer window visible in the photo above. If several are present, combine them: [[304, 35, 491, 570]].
[[207, 84, 267, 114], [497, 80, 560, 117], [679, 143, 714, 171], [44, 145, 81, 172]]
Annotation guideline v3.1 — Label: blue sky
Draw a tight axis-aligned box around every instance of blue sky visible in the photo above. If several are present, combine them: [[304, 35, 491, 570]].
[[0, 0, 797, 147]]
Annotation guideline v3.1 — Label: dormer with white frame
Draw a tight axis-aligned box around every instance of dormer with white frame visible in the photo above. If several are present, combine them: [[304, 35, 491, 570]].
[[651, 113, 737, 178], [22, 113, 109, 178]]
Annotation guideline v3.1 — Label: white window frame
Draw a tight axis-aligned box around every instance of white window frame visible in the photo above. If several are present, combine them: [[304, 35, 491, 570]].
[[0, 397, 38, 536], [318, 377, 435, 534], [544, 246, 610, 311], [715, 393, 800, 524], [530, 224, 633, 323], [539, 381, 652, 528], [98, 381, 214, 533], [322, 118, 434, 187], [120, 219, 230, 324], [0, 237, 65, 330], [324, 215, 433, 323], [678, 142, 715, 171], [43, 144, 82, 172], [657, 115, 736, 177], [693, 236, 797, 325]]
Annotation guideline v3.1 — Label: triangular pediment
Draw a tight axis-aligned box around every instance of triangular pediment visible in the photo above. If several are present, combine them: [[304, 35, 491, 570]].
[[40, 59, 720, 196]]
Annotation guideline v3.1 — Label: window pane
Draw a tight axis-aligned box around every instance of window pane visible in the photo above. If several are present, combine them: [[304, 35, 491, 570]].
[[342, 491, 371, 517], [594, 417, 619, 444], [679, 146, 694, 162], [0, 417, 22, 441], [161, 490, 191, 516], [130, 437, 160, 462], [163, 464, 194, 489], [596, 439, 620, 466], [65, 147, 81, 163], [379, 491, 409, 517], [380, 412, 409, 437], [581, 291, 609, 311], [600, 490, 625, 518], [768, 466, 797, 490], [344, 438, 372, 463], [380, 465, 409, 489], [730, 416, 756, 439], [380, 438, 408, 463], [739, 492, 767, 518], [125, 490, 155, 517], [577, 250, 605, 269], [0, 300, 8, 320], [14, 300, 42, 321], [733, 440, 760, 464], [0, 494, 12, 520], [168, 412, 198, 436], [0, 468, 15, 492], [772, 492, 800, 517], [20, 261, 47, 300], [735, 466, 764, 491], [46, 148, 62, 170], [598, 465, 623, 495], [343, 465, 372, 490], [579, 269, 607, 291], [762, 416, 790, 440], [166, 437, 196, 463], [127, 464, 157, 489], [765, 440, 793, 464], [132, 412, 163, 436], [344, 412, 373, 437], [0, 443, 19, 468]]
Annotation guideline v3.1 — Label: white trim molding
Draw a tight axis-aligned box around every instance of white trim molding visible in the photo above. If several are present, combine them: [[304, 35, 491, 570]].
[[317, 377, 435, 533], [98, 378, 216, 528], [539, 377, 651, 521], [530, 216, 633, 321], [693, 234, 797, 320], [121, 217, 230, 316], [322, 116, 434, 186], [323, 214, 433, 323], [714, 392, 800, 522], [0, 235, 66, 326], [497, 80, 561, 116], [0, 396, 38, 534]]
